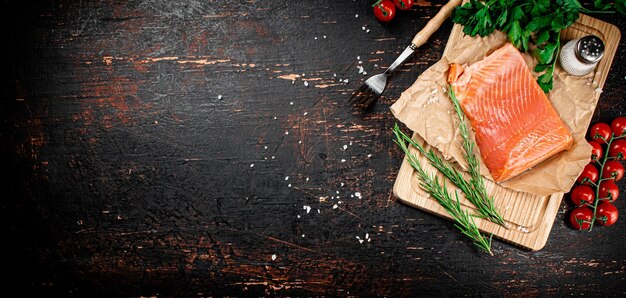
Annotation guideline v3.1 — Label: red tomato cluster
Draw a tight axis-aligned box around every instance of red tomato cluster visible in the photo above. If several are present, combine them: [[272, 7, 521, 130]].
[[372, 0, 413, 22], [568, 117, 626, 230]]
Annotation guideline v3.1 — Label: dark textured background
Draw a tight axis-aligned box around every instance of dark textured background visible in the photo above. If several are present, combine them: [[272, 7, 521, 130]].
[[3, 0, 625, 296]]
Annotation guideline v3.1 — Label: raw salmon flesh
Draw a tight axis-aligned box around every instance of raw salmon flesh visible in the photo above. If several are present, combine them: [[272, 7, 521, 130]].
[[448, 43, 573, 182]]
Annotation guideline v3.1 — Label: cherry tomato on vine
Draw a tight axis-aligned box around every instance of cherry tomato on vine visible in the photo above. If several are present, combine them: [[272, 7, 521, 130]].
[[595, 201, 618, 226], [569, 207, 593, 230], [608, 139, 626, 160], [373, 0, 396, 22], [602, 160, 624, 181], [588, 140, 603, 163], [589, 122, 612, 144], [576, 164, 599, 184], [611, 116, 626, 137], [599, 180, 619, 202], [393, 0, 413, 10], [570, 185, 595, 206]]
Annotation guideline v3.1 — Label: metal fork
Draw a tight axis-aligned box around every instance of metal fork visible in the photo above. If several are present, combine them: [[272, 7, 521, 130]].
[[348, 0, 462, 108]]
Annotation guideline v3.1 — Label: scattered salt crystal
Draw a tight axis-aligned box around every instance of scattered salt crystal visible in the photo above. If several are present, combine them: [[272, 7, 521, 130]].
[[343, 145, 348, 150], [595, 88, 603, 93], [290, 101, 294, 105], [250, 164, 254, 167], [292, 80, 295, 85], [358, 61, 363, 64], [331, 196, 334, 199], [285, 131, 289, 135], [357, 56, 360, 60], [341, 182, 344, 187], [367, 154, 372, 158], [366, 29, 370, 33], [306, 177, 310, 181], [338, 201, 342, 204], [304, 81, 309, 87], [362, 26, 366, 31], [351, 194, 354, 198], [336, 190, 340, 194], [271, 156, 275, 159], [273, 116, 277, 119], [355, 192, 362, 199], [359, 239, 364, 244], [264, 157, 267, 160], [363, 71, 367, 75], [314, 36, 318, 40], [431, 89, 438, 94], [341, 159, 346, 163], [344, 79, 349, 83], [302, 73, 305, 76], [298, 140, 302, 144], [317, 209, 320, 213], [264, 146, 268, 150], [365, 233, 369, 239], [303, 112, 308, 116], [355, 13, 359, 18], [297, 215, 301, 218], [356, 236, 360, 239], [288, 184, 291, 187], [333, 73, 337, 77], [368, 238, 371, 242], [374, 64, 378, 68], [218, 95, 223, 100], [285, 176, 289, 181], [302, 234, 305, 237], [333, 204, 338, 209], [304, 205, 311, 213], [271, 254, 277, 261], [349, 141, 353, 146], [323, 35, 327, 39]]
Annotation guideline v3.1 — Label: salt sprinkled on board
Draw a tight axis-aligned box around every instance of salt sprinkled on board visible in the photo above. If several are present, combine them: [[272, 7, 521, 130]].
[[314, 36, 318, 40], [349, 141, 353, 146], [367, 154, 372, 158], [595, 88, 603, 93], [362, 26, 366, 31], [366, 29, 370, 33], [303, 205, 311, 213], [290, 101, 294, 105], [302, 234, 305, 238], [250, 164, 254, 168], [363, 71, 367, 75], [297, 215, 301, 218], [355, 13, 359, 18], [271, 156, 275, 159], [285, 131, 289, 135], [264, 146, 268, 150], [341, 159, 346, 163], [306, 177, 310, 181], [344, 79, 349, 83], [333, 204, 338, 209], [303, 112, 308, 116], [218, 95, 223, 100], [343, 145, 348, 150], [357, 56, 360, 60], [288, 184, 291, 187], [304, 81, 309, 87], [285, 176, 289, 181], [341, 182, 344, 187], [271, 254, 277, 261], [355, 192, 362, 199], [323, 35, 327, 39], [333, 73, 337, 77]]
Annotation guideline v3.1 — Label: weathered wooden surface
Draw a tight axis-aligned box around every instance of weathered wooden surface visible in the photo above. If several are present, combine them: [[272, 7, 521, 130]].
[[3, 0, 625, 296]]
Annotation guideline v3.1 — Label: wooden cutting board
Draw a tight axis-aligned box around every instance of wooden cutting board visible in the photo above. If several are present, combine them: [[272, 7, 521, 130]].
[[392, 14, 620, 251]]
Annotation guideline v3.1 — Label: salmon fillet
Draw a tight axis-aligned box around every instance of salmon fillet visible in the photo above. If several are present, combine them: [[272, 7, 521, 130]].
[[448, 43, 573, 182]]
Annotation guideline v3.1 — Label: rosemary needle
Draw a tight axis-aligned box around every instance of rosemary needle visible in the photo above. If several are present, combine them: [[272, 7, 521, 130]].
[[447, 87, 508, 228], [393, 128, 493, 255]]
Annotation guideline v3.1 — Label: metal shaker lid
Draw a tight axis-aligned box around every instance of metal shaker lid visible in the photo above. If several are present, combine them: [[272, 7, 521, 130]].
[[575, 35, 605, 64]]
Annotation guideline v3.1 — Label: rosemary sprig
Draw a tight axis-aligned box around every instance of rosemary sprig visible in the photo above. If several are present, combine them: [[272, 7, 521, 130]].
[[448, 88, 508, 228], [393, 128, 494, 255]]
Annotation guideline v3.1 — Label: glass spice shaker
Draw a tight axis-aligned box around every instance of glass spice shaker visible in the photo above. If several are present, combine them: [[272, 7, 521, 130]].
[[559, 35, 605, 76]]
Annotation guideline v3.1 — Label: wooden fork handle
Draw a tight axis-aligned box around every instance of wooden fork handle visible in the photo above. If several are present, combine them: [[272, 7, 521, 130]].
[[411, 0, 462, 48]]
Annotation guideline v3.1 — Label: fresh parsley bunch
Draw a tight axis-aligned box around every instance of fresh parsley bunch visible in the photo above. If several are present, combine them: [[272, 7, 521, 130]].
[[452, 0, 625, 92]]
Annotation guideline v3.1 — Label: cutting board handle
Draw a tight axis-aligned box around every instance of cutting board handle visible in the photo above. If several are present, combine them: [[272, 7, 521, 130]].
[[411, 0, 462, 48]]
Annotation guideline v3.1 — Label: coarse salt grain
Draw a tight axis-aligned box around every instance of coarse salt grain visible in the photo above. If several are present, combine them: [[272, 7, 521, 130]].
[[271, 254, 277, 260], [285, 131, 289, 135], [304, 81, 309, 87], [349, 141, 353, 145], [367, 154, 372, 158], [362, 26, 366, 30], [344, 79, 349, 83], [357, 56, 360, 60], [288, 184, 291, 187], [250, 164, 254, 167], [264, 146, 268, 149], [341, 159, 346, 163], [343, 145, 348, 150], [271, 156, 275, 159], [366, 29, 370, 33], [290, 101, 294, 105], [304, 205, 311, 213], [341, 182, 344, 187], [285, 176, 289, 180], [333, 73, 337, 77], [218, 95, 223, 100], [302, 234, 305, 237], [297, 215, 301, 218], [355, 192, 362, 199], [363, 71, 367, 75], [314, 36, 318, 40], [333, 204, 338, 209], [323, 35, 327, 39], [303, 112, 308, 116], [359, 239, 364, 244], [355, 14, 359, 18], [306, 177, 310, 181]]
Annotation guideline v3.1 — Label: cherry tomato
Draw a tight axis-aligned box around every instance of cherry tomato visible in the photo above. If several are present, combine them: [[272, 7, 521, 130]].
[[570, 185, 595, 206], [373, 0, 396, 22], [608, 139, 626, 160], [588, 140, 603, 163], [599, 180, 619, 202], [611, 116, 626, 137], [602, 160, 624, 181], [595, 201, 618, 226], [569, 207, 593, 230], [393, 0, 414, 10], [589, 122, 612, 144], [576, 164, 599, 184]]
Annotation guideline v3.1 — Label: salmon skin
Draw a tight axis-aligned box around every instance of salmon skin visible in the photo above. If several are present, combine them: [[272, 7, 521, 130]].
[[448, 43, 573, 182]]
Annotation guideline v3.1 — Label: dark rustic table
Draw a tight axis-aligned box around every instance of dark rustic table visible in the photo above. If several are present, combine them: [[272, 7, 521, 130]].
[[4, 0, 626, 296]]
